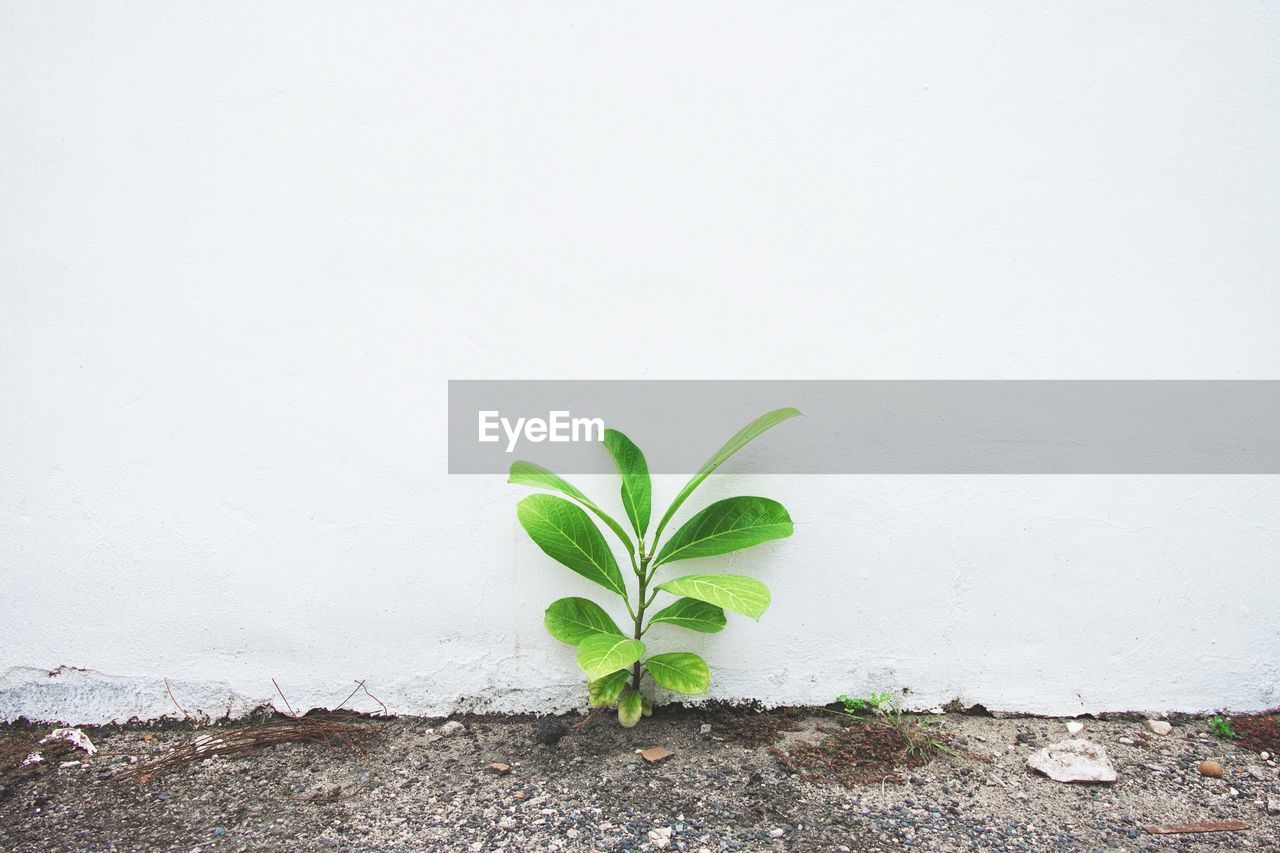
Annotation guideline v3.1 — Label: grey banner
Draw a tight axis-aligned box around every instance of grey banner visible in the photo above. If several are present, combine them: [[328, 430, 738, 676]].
[[448, 381, 1280, 474]]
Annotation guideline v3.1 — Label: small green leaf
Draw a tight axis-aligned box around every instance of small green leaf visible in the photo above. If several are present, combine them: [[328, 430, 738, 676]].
[[641, 696, 653, 717], [576, 634, 646, 681], [656, 574, 771, 620], [588, 670, 630, 707], [653, 496, 792, 566], [618, 688, 643, 728], [644, 652, 711, 695], [517, 495, 627, 598], [616, 686, 645, 722], [544, 597, 623, 645], [646, 598, 727, 633], [602, 429, 651, 539], [652, 407, 802, 543], [509, 461, 635, 552]]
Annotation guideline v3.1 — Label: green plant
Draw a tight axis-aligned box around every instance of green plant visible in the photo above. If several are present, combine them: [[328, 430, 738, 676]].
[[510, 407, 801, 727], [837, 692, 896, 716], [1209, 714, 1240, 740], [832, 690, 959, 759]]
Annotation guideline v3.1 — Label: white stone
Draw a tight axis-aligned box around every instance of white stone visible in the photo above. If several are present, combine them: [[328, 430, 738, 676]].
[[1027, 738, 1118, 783], [648, 827, 672, 849], [1118, 737, 1136, 745], [1261, 751, 1271, 761], [438, 721, 465, 737], [1065, 721, 1085, 736], [1266, 798, 1280, 816], [1144, 720, 1172, 736]]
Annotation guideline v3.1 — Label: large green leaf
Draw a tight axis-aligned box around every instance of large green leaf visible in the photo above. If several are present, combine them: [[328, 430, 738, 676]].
[[617, 687, 643, 728], [544, 597, 623, 645], [509, 461, 635, 552], [602, 429, 651, 539], [588, 669, 630, 707], [517, 495, 627, 598], [652, 407, 801, 544], [576, 634, 646, 680], [646, 597, 727, 633], [653, 496, 792, 566], [656, 574, 771, 621], [644, 652, 711, 695]]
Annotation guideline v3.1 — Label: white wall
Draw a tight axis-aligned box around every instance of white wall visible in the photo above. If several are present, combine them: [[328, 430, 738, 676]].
[[3, 2, 1279, 723]]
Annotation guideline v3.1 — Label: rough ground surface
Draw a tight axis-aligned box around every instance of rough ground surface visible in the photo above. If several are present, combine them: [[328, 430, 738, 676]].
[[2, 709, 1278, 851]]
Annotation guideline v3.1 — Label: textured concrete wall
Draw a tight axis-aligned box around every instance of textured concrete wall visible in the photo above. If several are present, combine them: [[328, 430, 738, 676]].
[[3, 2, 1279, 723]]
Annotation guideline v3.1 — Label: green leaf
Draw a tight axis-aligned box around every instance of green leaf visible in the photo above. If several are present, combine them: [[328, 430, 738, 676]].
[[656, 574, 771, 621], [644, 652, 711, 695], [653, 496, 792, 566], [617, 687, 643, 728], [602, 429, 651, 539], [646, 597, 727, 633], [651, 407, 801, 544], [517, 495, 627, 598], [509, 461, 635, 553], [576, 634, 646, 681], [641, 696, 653, 717], [544, 597, 623, 645], [588, 669, 630, 707]]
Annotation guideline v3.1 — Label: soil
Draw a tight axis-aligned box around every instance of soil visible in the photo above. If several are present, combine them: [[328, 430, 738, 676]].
[[2, 709, 1279, 851], [700, 703, 806, 747], [1231, 714, 1280, 756], [769, 717, 941, 787]]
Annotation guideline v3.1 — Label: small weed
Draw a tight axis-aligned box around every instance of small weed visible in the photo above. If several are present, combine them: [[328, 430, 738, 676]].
[[837, 692, 896, 717], [1209, 714, 1240, 740], [835, 692, 958, 759]]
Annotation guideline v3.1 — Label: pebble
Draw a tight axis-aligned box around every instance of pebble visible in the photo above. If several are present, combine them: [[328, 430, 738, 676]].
[[1144, 720, 1172, 736], [1065, 722, 1085, 736], [648, 826, 672, 848], [1199, 760, 1224, 778], [769, 828, 785, 837], [640, 746, 673, 765], [439, 721, 465, 737]]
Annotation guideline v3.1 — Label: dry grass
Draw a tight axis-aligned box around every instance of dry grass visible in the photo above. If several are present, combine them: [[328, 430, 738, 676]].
[[113, 714, 383, 784]]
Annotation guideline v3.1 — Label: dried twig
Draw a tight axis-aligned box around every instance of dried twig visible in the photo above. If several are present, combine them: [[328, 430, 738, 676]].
[[163, 677, 193, 721], [359, 682, 389, 716], [572, 708, 607, 732], [333, 680, 365, 712], [272, 678, 297, 718]]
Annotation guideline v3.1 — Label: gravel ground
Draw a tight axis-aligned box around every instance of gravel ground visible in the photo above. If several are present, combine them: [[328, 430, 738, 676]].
[[2, 709, 1278, 851]]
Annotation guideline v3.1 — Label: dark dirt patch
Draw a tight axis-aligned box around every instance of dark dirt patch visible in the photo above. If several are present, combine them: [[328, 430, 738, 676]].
[[1230, 712, 1280, 755], [769, 718, 944, 787], [701, 702, 805, 746]]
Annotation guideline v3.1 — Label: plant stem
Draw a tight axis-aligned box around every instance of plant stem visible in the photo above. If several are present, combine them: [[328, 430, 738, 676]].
[[631, 553, 652, 689]]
